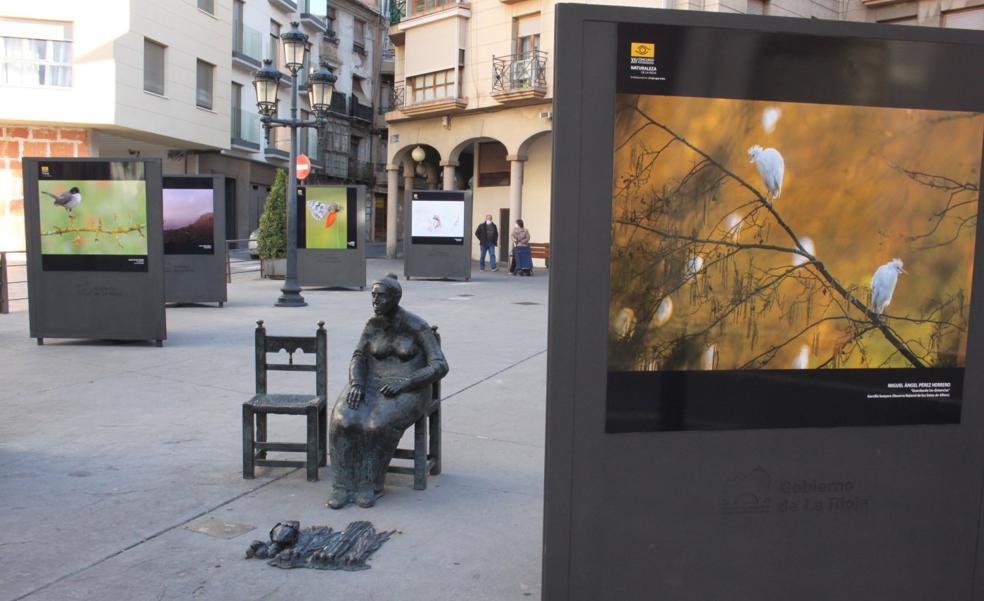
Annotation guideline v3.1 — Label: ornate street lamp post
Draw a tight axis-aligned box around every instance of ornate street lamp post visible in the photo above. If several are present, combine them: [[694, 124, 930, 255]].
[[252, 22, 337, 307]]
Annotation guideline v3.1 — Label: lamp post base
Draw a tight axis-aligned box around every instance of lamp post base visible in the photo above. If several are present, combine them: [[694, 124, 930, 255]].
[[275, 286, 307, 307], [275, 296, 308, 307]]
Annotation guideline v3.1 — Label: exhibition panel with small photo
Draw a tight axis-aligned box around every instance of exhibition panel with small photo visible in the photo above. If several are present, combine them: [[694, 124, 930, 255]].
[[24, 158, 166, 344], [410, 197, 465, 245], [404, 190, 472, 280], [162, 175, 226, 305], [296, 185, 366, 289], [163, 183, 215, 255]]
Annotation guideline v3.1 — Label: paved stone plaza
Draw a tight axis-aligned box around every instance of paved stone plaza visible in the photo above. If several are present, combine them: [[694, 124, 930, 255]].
[[0, 259, 548, 601]]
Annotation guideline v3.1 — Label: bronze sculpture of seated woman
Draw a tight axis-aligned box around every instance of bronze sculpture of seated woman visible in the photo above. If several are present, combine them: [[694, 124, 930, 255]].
[[328, 274, 449, 509]]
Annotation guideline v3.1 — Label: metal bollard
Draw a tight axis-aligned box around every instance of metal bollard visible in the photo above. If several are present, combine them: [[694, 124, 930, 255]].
[[0, 252, 8, 314]]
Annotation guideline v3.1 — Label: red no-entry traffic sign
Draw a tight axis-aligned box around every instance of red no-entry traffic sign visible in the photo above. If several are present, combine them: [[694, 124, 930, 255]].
[[296, 154, 311, 180]]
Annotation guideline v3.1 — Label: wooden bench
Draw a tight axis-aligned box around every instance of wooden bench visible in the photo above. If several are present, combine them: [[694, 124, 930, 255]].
[[529, 242, 550, 268]]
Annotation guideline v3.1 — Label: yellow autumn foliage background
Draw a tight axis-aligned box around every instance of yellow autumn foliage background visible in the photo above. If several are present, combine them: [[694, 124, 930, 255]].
[[609, 94, 984, 371]]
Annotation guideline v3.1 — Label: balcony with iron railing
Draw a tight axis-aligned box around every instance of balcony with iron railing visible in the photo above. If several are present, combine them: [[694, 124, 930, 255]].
[[491, 51, 548, 104], [231, 107, 262, 150], [328, 92, 348, 117], [390, 0, 406, 26], [350, 94, 373, 123], [384, 80, 466, 119], [232, 21, 264, 69]]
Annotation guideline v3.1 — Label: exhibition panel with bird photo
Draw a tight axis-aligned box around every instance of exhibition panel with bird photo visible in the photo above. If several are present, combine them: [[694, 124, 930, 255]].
[[297, 186, 357, 250], [36, 161, 149, 271], [608, 93, 983, 431]]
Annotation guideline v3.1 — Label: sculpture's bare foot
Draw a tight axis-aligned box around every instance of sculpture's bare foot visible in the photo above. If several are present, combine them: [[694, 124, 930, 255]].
[[326, 486, 351, 509]]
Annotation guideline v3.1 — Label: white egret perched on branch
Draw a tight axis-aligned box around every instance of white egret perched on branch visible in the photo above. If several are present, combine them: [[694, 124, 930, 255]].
[[726, 212, 742, 241], [870, 258, 906, 315], [748, 145, 784, 202], [792, 236, 814, 267], [686, 255, 704, 278], [762, 107, 782, 134], [652, 297, 673, 327]]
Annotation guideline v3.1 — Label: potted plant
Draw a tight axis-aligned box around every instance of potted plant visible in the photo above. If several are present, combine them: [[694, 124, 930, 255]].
[[258, 169, 288, 279]]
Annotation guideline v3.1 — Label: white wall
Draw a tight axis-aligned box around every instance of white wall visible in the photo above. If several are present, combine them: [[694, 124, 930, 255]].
[[121, 0, 231, 149], [0, 0, 126, 126]]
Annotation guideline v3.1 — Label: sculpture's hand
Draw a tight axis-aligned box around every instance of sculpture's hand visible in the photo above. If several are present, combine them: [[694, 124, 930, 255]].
[[346, 384, 365, 409], [380, 379, 406, 398]]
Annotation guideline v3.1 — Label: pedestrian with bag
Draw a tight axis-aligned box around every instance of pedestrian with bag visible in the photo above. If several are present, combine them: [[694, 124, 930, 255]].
[[475, 214, 499, 271]]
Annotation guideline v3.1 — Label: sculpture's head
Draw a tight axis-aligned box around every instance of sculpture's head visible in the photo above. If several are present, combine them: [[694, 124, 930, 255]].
[[371, 273, 402, 316]]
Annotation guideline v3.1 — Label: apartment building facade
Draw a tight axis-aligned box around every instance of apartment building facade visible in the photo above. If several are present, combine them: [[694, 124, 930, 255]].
[[0, 0, 393, 250], [381, 0, 983, 262], [0, 0, 230, 251], [312, 0, 389, 240]]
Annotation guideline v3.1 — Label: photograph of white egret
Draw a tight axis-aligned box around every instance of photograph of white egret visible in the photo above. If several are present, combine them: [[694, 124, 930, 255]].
[[411, 198, 466, 245], [607, 94, 983, 431], [38, 176, 149, 271]]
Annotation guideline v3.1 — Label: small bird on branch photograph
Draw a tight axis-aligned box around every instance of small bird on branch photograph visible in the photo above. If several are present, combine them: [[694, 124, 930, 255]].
[[606, 94, 983, 431], [39, 179, 149, 258]]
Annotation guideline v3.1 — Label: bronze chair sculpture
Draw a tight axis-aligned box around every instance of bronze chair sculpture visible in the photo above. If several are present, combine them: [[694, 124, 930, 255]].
[[243, 320, 328, 482], [328, 274, 449, 509]]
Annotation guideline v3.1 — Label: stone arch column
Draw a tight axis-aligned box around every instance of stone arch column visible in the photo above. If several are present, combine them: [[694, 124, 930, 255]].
[[425, 162, 440, 190], [440, 160, 459, 190], [386, 166, 400, 259]]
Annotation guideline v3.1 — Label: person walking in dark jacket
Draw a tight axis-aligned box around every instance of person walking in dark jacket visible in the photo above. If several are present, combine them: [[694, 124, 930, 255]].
[[475, 214, 499, 271]]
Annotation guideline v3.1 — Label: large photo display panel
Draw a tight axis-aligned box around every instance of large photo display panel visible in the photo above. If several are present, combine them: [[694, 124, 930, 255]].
[[37, 161, 148, 272], [411, 195, 465, 245], [607, 23, 984, 433], [297, 186, 358, 249], [163, 178, 215, 255]]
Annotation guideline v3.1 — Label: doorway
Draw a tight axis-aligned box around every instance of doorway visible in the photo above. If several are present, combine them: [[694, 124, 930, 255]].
[[499, 207, 509, 263]]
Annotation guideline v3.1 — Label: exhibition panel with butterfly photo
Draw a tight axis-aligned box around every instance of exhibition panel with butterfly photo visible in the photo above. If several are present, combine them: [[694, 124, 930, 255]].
[[37, 161, 149, 272], [607, 24, 984, 432], [297, 186, 358, 250]]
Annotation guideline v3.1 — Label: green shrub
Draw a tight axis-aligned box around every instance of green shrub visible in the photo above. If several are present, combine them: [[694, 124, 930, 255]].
[[258, 169, 287, 259]]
